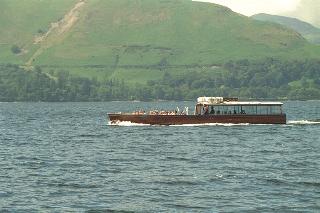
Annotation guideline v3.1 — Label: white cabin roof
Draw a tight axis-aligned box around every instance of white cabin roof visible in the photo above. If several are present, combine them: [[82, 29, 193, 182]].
[[197, 97, 283, 106], [211, 101, 283, 105]]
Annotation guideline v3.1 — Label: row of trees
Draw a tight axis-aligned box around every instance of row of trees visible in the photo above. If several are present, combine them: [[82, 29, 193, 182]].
[[0, 65, 129, 102], [0, 58, 319, 102], [147, 58, 320, 100]]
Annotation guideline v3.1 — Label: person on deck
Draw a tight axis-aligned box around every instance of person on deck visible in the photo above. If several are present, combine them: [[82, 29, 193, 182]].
[[210, 106, 215, 114], [203, 105, 209, 115]]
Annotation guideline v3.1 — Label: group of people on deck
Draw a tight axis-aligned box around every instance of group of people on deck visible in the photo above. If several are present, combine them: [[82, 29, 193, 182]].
[[202, 105, 245, 115], [132, 110, 146, 115], [148, 108, 188, 115], [149, 110, 176, 115]]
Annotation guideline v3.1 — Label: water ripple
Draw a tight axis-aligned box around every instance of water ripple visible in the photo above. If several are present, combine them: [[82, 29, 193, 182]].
[[0, 101, 319, 212]]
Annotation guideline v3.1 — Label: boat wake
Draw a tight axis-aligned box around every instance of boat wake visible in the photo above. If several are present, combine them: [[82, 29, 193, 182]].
[[108, 121, 251, 127], [109, 120, 320, 126], [108, 121, 150, 126], [287, 120, 320, 125], [169, 123, 250, 127]]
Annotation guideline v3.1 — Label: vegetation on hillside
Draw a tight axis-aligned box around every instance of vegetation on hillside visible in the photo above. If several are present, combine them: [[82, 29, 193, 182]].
[[1, 0, 320, 84], [0, 0, 78, 64], [1, 0, 320, 101], [1, 59, 319, 102], [32, 0, 320, 71], [252, 13, 320, 44]]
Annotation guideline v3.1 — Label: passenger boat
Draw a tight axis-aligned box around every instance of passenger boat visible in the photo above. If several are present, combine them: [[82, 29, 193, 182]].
[[108, 97, 286, 125]]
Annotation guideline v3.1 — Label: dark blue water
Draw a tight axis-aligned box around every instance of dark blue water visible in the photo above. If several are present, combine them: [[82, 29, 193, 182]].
[[0, 101, 319, 212]]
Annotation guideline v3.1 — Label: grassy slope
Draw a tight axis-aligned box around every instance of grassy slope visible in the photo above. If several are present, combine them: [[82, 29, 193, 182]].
[[0, 0, 78, 63], [1, 0, 320, 84], [37, 0, 311, 65], [252, 13, 320, 44]]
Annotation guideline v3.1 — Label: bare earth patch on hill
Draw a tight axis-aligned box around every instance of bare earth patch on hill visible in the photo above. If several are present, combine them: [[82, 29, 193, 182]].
[[27, 0, 86, 66]]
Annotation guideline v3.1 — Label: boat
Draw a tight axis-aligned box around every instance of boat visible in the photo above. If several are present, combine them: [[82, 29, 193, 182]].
[[108, 97, 286, 125]]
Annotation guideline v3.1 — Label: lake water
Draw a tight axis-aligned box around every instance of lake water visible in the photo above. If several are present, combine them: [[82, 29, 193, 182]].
[[0, 101, 319, 212]]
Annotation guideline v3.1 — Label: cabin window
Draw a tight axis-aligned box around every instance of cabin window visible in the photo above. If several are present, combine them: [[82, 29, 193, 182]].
[[226, 106, 234, 114], [235, 105, 240, 114], [270, 105, 282, 114], [202, 104, 282, 115], [241, 105, 257, 114], [216, 106, 222, 114], [238, 105, 283, 115], [259, 106, 269, 115], [257, 105, 282, 115]]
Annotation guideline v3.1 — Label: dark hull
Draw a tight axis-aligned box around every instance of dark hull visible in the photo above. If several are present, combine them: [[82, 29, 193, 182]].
[[108, 114, 286, 125]]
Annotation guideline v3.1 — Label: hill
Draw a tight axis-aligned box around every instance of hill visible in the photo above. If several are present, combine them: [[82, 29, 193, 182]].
[[1, 0, 320, 84], [252, 13, 320, 44]]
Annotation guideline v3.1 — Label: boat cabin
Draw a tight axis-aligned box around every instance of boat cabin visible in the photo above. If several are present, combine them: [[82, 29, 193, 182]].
[[195, 97, 284, 116]]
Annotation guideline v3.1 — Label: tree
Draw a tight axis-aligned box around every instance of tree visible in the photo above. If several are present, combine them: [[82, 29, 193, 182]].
[[11, 45, 21, 54]]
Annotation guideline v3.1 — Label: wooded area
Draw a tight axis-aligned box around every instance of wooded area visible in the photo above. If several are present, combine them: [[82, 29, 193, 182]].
[[0, 59, 319, 101]]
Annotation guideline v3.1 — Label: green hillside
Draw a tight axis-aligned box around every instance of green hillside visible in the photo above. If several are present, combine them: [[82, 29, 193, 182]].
[[0, 0, 78, 63], [252, 13, 320, 44], [1, 0, 320, 84]]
